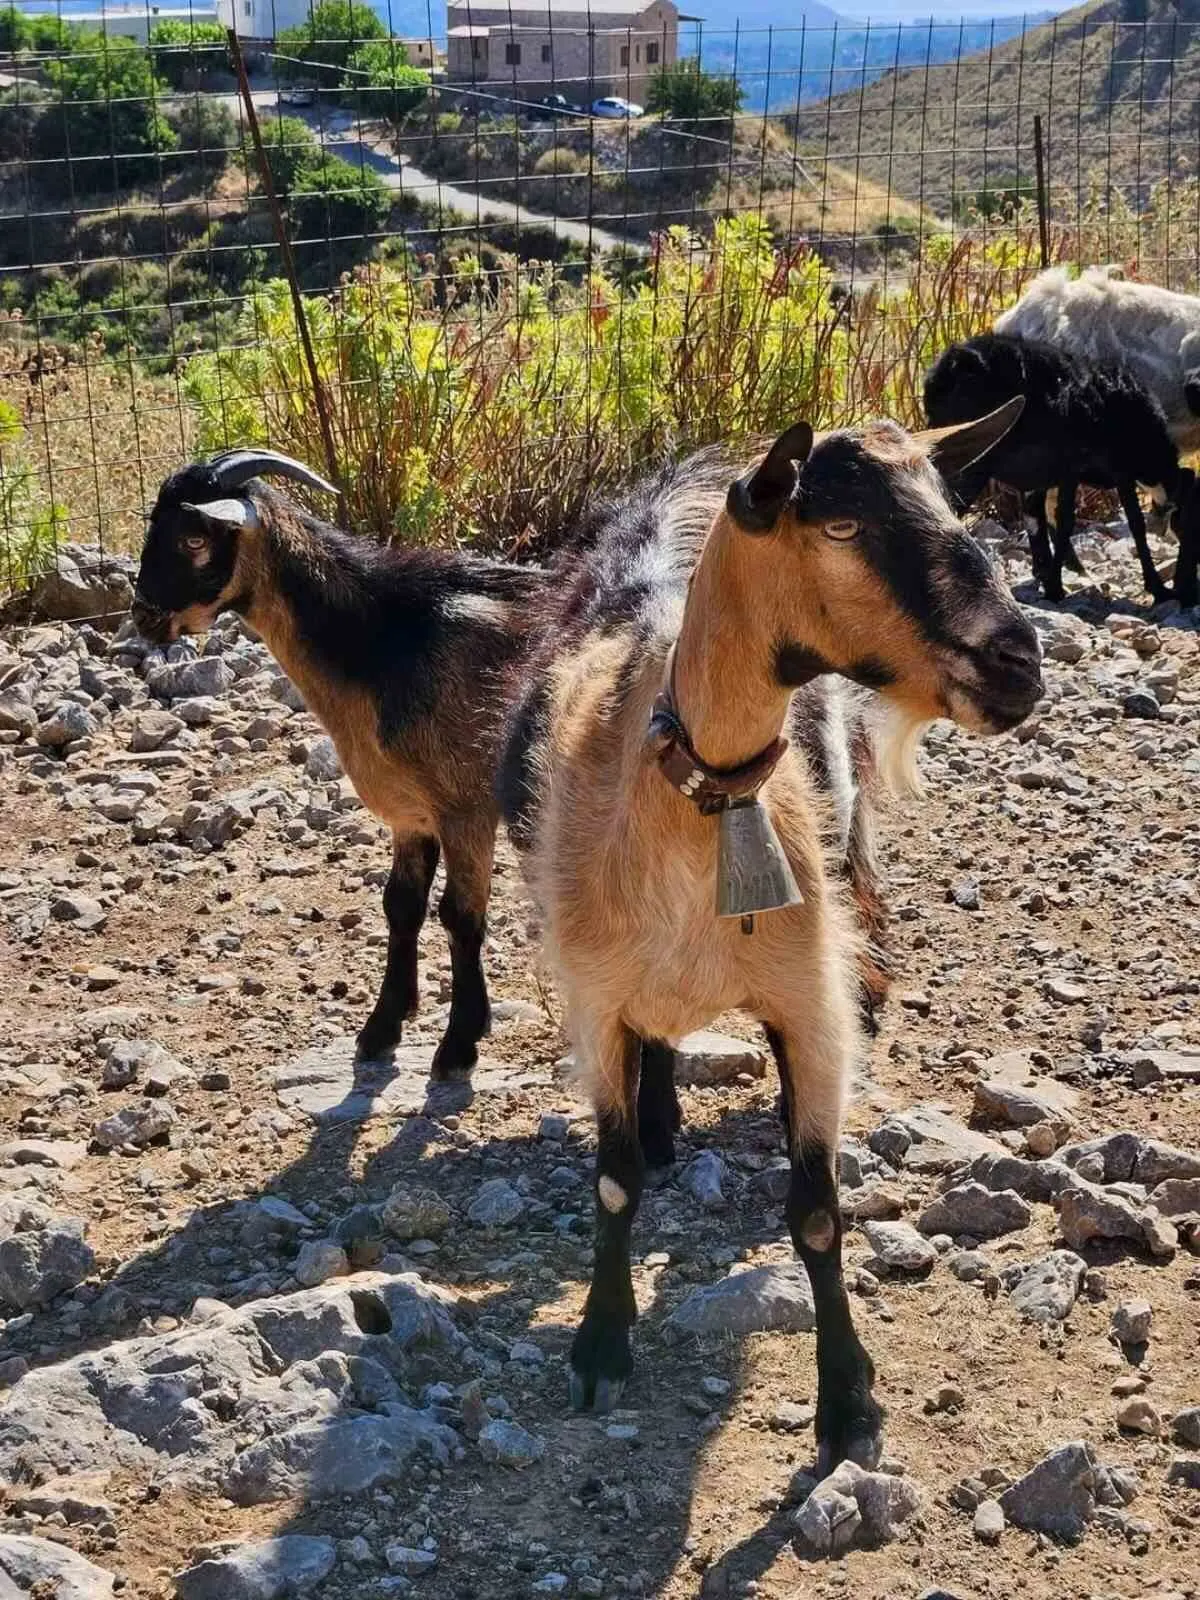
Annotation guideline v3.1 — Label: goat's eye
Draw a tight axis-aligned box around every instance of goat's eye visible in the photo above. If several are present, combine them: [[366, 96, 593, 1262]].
[[823, 519, 860, 541], [183, 535, 209, 553]]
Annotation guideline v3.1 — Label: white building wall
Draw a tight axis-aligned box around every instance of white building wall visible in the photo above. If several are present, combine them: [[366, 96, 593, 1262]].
[[217, 0, 317, 39]]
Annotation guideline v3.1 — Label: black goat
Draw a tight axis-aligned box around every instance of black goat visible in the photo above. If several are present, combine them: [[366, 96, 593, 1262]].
[[133, 449, 547, 1076], [924, 332, 1189, 603]]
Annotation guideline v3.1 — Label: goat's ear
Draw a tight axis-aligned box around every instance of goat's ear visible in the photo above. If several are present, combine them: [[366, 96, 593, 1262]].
[[181, 498, 258, 533], [727, 421, 814, 532], [913, 395, 1025, 481]]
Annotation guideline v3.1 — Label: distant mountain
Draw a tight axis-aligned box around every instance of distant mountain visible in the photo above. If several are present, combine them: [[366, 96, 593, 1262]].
[[789, 0, 1200, 211], [688, 6, 1057, 112]]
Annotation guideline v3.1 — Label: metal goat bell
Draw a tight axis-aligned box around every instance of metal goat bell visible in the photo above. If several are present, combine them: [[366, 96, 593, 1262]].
[[716, 797, 803, 921]]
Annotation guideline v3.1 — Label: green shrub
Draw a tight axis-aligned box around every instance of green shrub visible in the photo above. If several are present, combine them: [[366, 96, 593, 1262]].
[[255, 114, 319, 194], [0, 82, 48, 162], [0, 4, 29, 53], [343, 39, 429, 121], [647, 60, 743, 122], [34, 35, 176, 194], [149, 20, 228, 90], [290, 150, 392, 240], [276, 0, 385, 80], [0, 398, 68, 595], [169, 95, 236, 164], [532, 146, 588, 176]]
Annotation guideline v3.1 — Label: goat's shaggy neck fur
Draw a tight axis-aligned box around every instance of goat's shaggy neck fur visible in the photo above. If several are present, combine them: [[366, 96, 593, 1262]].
[[673, 511, 800, 770]]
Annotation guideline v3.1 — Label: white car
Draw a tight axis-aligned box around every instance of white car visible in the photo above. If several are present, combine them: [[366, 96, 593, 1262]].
[[591, 96, 643, 119]]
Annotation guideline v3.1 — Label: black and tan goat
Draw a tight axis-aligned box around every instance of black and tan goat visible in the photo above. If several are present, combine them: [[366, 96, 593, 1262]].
[[500, 410, 1043, 1471], [133, 449, 547, 1076]]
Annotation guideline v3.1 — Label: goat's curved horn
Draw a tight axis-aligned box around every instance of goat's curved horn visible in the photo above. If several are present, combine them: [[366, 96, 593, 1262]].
[[209, 448, 338, 497]]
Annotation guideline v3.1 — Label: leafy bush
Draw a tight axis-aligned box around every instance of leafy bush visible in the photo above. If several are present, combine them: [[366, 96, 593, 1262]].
[[532, 146, 588, 175], [343, 39, 430, 121], [276, 0, 385, 80], [0, 398, 68, 595], [252, 116, 389, 240], [169, 96, 236, 165], [256, 115, 320, 195], [0, 82, 48, 162], [34, 35, 176, 194], [647, 60, 743, 122], [0, 4, 29, 53], [291, 151, 392, 241], [149, 20, 228, 89], [183, 216, 1056, 558]]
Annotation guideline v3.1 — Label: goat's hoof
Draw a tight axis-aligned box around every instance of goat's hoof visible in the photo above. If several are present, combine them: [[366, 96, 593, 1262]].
[[355, 1017, 401, 1063], [569, 1319, 632, 1411], [1148, 583, 1172, 605], [430, 1037, 478, 1080], [1064, 549, 1087, 576], [569, 1369, 626, 1413], [1039, 576, 1066, 603], [814, 1397, 885, 1476]]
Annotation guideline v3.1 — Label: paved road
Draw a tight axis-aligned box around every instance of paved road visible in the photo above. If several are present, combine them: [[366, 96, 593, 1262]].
[[218, 89, 648, 257]]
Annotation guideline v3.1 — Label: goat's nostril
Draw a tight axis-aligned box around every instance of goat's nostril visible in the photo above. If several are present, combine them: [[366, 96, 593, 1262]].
[[981, 626, 1042, 682]]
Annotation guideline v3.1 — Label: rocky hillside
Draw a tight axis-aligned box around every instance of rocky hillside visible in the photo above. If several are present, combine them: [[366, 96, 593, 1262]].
[[790, 0, 1200, 213], [0, 519, 1198, 1598]]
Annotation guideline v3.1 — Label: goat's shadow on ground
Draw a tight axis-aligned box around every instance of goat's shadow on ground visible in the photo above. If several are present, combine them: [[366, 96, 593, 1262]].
[[14, 1036, 857, 1596], [1012, 573, 1200, 632]]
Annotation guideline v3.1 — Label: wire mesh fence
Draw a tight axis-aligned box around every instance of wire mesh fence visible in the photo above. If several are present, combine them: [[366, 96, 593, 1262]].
[[3, 0, 1200, 604]]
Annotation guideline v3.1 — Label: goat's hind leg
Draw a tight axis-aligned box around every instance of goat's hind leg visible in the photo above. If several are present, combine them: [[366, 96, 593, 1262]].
[[765, 1022, 883, 1473], [571, 1013, 643, 1412], [356, 832, 440, 1061], [432, 815, 495, 1079]]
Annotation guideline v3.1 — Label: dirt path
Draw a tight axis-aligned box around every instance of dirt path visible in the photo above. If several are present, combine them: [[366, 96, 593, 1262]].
[[0, 519, 1197, 1599]]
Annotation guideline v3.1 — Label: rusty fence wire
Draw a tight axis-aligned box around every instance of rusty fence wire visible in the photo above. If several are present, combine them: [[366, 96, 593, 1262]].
[[2, 1, 1200, 604]]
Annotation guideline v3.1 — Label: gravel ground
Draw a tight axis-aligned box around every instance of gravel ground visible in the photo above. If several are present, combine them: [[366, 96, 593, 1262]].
[[0, 518, 1198, 1600]]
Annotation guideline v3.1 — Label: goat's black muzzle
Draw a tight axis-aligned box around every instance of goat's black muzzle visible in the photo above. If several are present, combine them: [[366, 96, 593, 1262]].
[[972, 616, 1044, 731], [131, 597, 171, 644]]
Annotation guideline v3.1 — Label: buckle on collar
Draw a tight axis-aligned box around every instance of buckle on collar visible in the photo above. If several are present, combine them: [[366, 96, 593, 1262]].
[[648, 688, 787, 815]]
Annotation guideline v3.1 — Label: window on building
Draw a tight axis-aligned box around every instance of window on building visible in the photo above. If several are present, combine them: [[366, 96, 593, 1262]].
[[505, 41, 521, 65], [619, 44, 629, 66], [646, 41, 660, 63], [243, 0, 252, 15], [541, 43, 552, 63], [473, 36, 485, 58]]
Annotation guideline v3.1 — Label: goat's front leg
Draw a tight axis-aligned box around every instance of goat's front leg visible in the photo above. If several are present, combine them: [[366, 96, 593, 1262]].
[[356, 833, 440, 1061], [765, 1022, 883, 1474], [1119, 480, 1171, 602], [432, 815, 495, 1079], [571, 1013, 643, 1412], [1024, 490, 1060, 598], [1049, 477, 1084, 589], [1175, 506, 1200, 609], [637, 1038, 680, 1173]]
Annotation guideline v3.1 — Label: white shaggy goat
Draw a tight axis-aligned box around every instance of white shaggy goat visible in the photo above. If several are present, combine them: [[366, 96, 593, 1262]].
[[995, 266, 1200, 452]]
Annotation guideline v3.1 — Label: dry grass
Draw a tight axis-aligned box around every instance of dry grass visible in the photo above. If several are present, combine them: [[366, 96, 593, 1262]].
[[0, 338, 194, 557]]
